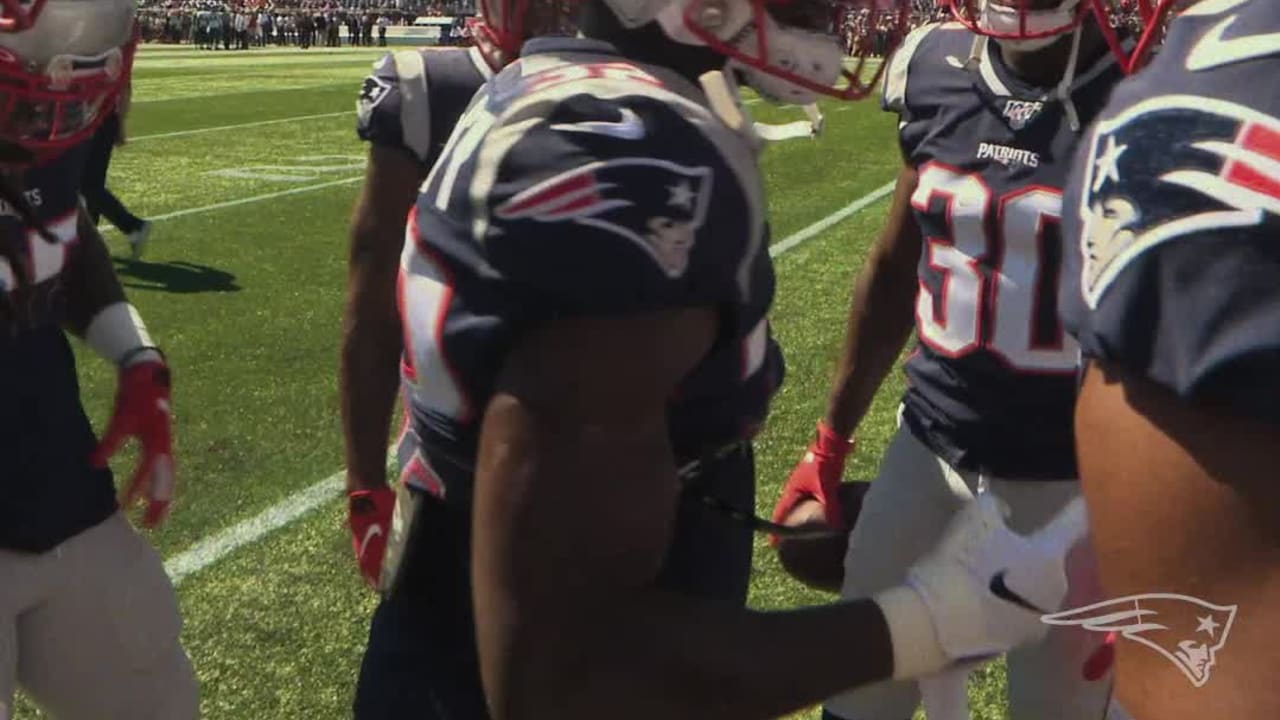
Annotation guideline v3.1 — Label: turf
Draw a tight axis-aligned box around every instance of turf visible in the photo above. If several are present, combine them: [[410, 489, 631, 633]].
[[15, 44, 1012, 719]]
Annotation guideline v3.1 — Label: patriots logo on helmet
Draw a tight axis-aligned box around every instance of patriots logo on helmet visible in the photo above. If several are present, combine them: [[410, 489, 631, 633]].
[[1077, 95, 1280, 308], [1042, 593, 1238, 688], [494, 157, 713, 278]]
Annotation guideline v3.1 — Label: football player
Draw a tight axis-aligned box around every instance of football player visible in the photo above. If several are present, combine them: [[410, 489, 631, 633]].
[[343, 21, 502, 594], [389, 0, 1096, 716], [0, 0, 196, 718], [770, 1, 1136, 718], [1062, 1, 1279, 718], [342, 8, 573, 718]]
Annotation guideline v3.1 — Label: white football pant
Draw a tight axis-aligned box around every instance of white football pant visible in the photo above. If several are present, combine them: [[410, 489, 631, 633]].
[[0, 512, 198, 719], [825, 419, 1113, 720]]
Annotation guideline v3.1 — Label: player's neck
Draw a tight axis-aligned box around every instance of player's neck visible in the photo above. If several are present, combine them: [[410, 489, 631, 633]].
[[999, 21, 1106, 89]]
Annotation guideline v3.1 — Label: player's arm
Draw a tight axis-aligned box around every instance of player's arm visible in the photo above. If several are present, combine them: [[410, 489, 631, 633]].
[[772, 23, 935, 534], [340, 144, 420, 494], [472, 308, 906, 719], [342, 53, 427, 586], [64, 205, 175, 527], [63, 207, 128, 336], [1063, 104, 1280, 716], [472, 313, 1083, 719], [1067, 221, 1280, 717], [824, 160, 921, 438], [770, 162, 921, 537], [1075, 363, 1280, 718]]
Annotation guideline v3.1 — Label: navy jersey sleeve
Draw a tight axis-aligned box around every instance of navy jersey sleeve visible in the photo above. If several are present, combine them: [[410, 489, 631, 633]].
[[1061, 93, 1280, 425], [467, 94, 764, 317], [882, 22, 942, 158], [356, 51, 430, 162]]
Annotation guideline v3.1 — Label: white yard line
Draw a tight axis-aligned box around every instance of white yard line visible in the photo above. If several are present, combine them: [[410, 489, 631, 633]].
[[165, 472, 346, 584], [100, 176, 362, 234], [769, 181, 895, 258], [162, 179, 896, 585], [131, 111, 353, 142]]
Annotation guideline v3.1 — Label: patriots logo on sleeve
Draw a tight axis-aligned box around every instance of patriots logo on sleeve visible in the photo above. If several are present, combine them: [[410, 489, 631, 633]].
[[1042, 594, 1237, 688], [1076, 95, 1280, 308], [357, 75, 393, 124], [494, 157, 714, 278]]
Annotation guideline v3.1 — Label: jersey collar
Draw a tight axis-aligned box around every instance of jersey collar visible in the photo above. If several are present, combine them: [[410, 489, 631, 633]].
[[467, 45, 496, 79], [519, 36, 620, 59], [975, 36, 1118, 101]]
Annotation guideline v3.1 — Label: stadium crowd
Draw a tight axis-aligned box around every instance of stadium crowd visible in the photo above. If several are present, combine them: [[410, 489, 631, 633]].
[[137, 0, 475, 46]]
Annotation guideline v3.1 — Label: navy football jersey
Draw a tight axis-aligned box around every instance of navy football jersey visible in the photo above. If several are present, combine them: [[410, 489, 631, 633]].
[[0, 144, 118, 553], [356, 45, 493, 169], [399, 37, 782, 492], [888, 22, 1124, 479], [1062, 1, 1280, 426]]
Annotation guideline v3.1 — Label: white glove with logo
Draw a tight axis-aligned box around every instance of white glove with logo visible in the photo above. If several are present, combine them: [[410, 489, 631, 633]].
[[873, 494, 1089, 679]]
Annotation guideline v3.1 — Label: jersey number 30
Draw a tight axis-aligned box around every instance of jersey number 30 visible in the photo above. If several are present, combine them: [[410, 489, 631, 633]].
[[912, 162, 1077, 373]]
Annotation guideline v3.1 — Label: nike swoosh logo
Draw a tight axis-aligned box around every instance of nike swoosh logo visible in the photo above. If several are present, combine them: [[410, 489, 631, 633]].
[[360, 524, 384, 556], [989, 571, 1048, 614], [1186, 15, 1280, 72], [550, 107, 645, 141]]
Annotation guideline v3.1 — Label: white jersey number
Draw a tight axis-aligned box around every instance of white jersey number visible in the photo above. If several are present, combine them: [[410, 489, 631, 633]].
[[912, 163, 1077, 373]]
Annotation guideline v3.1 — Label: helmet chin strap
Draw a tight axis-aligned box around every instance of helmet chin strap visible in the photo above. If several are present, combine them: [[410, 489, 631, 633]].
[[1054, 22, 1084, 132]]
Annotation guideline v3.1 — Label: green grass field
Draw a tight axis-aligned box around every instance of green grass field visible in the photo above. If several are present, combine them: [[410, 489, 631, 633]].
[[21, 43, 1011, 719]]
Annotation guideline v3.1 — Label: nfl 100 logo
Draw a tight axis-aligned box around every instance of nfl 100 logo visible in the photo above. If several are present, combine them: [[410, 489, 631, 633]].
[[1003, 100, 1045, 131]]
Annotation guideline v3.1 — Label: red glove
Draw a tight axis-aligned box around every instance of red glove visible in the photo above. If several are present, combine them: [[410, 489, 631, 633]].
[[91, 359, 175, 528], [771, 420, 854, 544], [348, 486, 395, 588]]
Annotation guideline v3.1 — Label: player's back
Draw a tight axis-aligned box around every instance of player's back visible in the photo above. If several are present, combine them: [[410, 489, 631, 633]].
[[888, 22, 1123, 479], [400, 36, 782, 495]]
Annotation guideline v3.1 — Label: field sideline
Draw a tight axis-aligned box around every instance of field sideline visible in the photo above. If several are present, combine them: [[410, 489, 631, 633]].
[[18, 45, 1015, 719]]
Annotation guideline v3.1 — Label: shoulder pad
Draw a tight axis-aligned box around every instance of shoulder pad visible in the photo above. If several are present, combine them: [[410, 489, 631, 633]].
[[450, 80, 767, 314], [1063, 90, 1280, 423], [356, 50, 432, 161], [883, 21, 948, 114]]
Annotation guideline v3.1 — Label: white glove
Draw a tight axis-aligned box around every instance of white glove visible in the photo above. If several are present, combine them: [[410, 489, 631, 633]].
[[873, 495, 1089, 679]]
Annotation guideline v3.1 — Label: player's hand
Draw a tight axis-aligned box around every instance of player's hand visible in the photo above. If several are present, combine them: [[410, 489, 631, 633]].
[[875, 495, 1088, 679], [348, 486, 395, 588], [770, 420, 854, 544], [91, 358, 175, 528], [775, 481, 869, 592]]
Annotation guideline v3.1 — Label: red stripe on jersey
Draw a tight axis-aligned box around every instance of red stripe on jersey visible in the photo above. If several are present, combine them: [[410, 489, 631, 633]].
[[1226, 123, 1280, 201]]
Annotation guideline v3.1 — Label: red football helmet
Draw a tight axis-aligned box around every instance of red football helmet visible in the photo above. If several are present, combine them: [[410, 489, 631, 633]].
[[949, 0, 1092, 50], [0, 0, 46, 32], [949, 0, 1176, 73], [0, 0, 137, 163], [478, 0, 911, 104], [1090, 0, 1180, 73]]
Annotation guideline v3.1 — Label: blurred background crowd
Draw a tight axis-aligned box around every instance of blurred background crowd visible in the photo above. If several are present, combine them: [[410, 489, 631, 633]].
[[136, 0, 1151, 53]]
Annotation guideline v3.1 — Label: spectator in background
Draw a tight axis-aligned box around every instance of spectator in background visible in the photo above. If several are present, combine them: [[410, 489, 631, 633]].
[[82, 80, 153, 260]]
